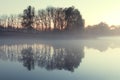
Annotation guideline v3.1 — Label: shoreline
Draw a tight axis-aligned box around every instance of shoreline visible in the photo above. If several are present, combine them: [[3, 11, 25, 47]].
[[0, 31, 97, 40]]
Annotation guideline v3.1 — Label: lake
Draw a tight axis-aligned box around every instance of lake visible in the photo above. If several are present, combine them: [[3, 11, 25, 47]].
[[0, 37, 120, 80]]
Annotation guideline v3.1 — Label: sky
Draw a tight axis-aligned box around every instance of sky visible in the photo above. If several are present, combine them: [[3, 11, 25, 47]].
[[0, 0, 120, 26]]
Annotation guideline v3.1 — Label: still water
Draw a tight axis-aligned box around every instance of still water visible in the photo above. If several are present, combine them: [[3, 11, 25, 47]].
[[0, 38, 120, 80]]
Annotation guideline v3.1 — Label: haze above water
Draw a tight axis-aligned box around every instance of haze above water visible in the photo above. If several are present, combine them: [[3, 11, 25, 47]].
[[0, 37, 120, 80]]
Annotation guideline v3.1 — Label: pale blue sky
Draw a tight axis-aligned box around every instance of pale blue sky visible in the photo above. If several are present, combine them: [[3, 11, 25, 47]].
[[0, 0, 120, 26]]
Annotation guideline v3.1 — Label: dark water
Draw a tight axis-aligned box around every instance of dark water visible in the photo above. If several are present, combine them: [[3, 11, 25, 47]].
[[0, 38, 120, 80]]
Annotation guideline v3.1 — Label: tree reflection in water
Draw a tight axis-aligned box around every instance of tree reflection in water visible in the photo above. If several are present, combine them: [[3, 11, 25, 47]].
[[21, 47, 34, 71], [0, 43, 84, 72]]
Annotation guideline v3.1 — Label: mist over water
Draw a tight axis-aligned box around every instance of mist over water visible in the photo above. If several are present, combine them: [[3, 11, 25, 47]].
[[0, 37, 120, 80]]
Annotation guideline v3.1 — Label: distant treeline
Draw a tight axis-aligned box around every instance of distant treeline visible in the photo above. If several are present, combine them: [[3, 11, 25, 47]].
[[0, 5, 120, 37], [0, 5, 84, 33], [85, 22, 120, 36]]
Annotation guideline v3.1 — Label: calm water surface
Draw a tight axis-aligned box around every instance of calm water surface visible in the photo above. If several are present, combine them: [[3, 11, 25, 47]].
[[0, 38, 120, 80]]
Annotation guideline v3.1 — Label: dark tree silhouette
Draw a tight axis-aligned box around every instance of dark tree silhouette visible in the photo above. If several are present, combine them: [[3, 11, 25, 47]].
[[64, 6, 84, 32], [0, 5, 85, 36], [22, 6, 35, 30]]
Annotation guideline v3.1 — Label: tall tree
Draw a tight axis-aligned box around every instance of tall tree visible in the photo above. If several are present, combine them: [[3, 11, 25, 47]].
[[22, 6, 35, 30], [64, 6, 84, 32], [64, 6, 74, 31]]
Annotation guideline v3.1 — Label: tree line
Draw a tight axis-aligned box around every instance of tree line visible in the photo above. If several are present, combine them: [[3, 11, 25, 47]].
[[1, 5, 120, 37], [0, 5, 84, 33], [85, 22, 120, 36]]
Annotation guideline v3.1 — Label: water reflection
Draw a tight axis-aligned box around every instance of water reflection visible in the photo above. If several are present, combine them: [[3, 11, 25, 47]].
[[83, 39, 120, 52], [21, 47, 34, 71], [1, 39, 118, 72], [1, 39, 120, 80], [0, 43, 84, 72]]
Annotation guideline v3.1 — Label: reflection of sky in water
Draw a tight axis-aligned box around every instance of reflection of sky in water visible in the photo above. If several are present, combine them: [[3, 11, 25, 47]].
[[0, 39, 120, 80], [77, 47, 120, 80]]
